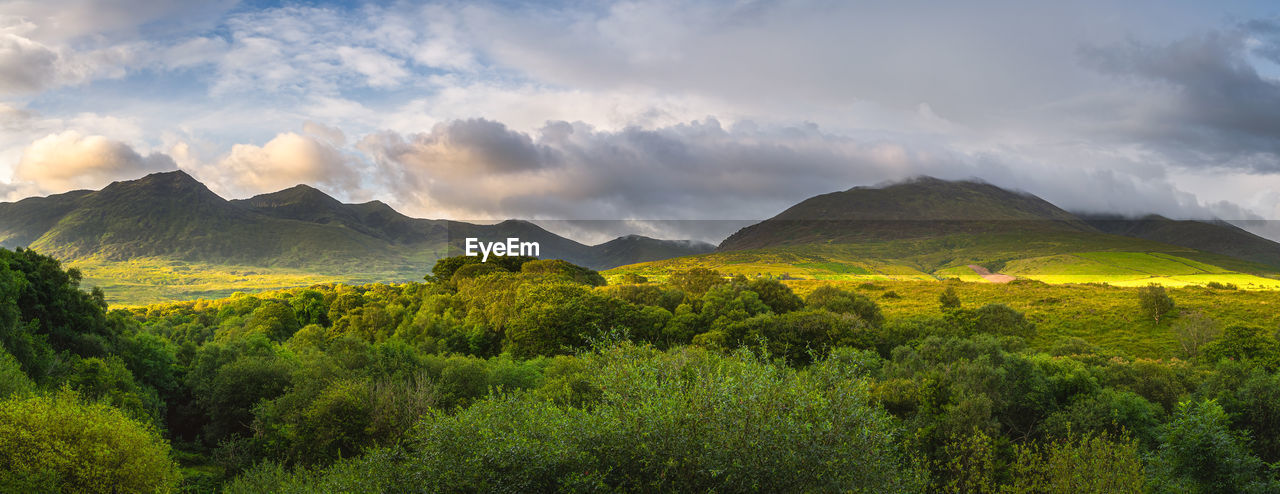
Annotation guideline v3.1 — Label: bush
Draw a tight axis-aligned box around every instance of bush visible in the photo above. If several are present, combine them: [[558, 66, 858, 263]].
[[938, 287, 961, 310], [0, 390, 181, 492], [521, 259, 606, 286], [0, 349, 34, 400], [1148, 399, 1278, 493], [1137, 284, 1175, 323], [250, 344, 925, 492], [746, 278, 804, 314], [1007, 433, 1146, 493], [805, 285, 884, 326], [666, 268, 725, 297], [619, 273, 648, 284]]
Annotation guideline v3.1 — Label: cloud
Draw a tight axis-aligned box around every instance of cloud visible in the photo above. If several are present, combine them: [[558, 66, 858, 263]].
[[1078, 24, 1280, 171], [352, 116, 1260, 242], [0, 0, 233, 94], [12, 131, 174, 192], [198, 131, 361, 197], [359, 118, 547, 180], [0, 34, 60, 92]]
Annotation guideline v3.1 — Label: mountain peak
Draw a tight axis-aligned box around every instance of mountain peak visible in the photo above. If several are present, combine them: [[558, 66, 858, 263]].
[[108, 169, 203, 191], [94, 169, 225, 205], [243, 183, 343, 209], [718, 177, 1093, 251]]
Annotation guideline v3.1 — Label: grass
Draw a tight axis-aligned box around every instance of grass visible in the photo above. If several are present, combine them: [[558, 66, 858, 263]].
[[784, 279, 1280, 358], [606, 233, 1280, 290], [72, 256, 434, 307]]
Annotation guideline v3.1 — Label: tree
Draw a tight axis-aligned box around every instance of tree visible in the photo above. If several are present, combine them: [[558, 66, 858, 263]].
[[1007, 433, 1145, 494], [938, 287, 961, 310], [619, 273, 648, 284], [805, 285, 884, 326], [521, 259, 606, 286], [1138, 283, 1175, 323], [1148, 399, 1277, 493], [1172, 310, 1219, 358], [1202, 325, 1280, 370], [746, 278, 803, 314], [0, 390, 181, 492]]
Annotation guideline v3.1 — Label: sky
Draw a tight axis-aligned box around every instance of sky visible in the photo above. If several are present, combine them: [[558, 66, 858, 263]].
[[3, 0, 1280, 243]]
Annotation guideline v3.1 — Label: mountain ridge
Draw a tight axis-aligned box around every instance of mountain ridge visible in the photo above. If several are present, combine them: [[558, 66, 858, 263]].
[[0, 171, 714, 272]]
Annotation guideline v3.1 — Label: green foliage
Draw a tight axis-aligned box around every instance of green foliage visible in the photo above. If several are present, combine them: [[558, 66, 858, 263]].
[[1172, 310, 1219, 359], [450, 262, 506, 282], [379, 344, 922, 492], [746, 277, 804, 313], [805, 285, 884, 326], [1041, 389, 1164, 447], [186, 339, 295, 443], [64, 355, 165, 424], [1202, 325, 1280, 370], [0, 349, 34, 400], [716, 309, 872, 365], [0, 390, 180, 492], [666, 267, 726, 297], [618, 272, 648, 284], [521, 259, 606, 286], [1138, 283, 1176, 323], [430, 255, 536, 282], [938, 286, 961, 310], [1006, 433, 1146, 493], [1195, 361, 1280, 463], [0, 248, 112, 381], [1148, 399, 1278, 493]]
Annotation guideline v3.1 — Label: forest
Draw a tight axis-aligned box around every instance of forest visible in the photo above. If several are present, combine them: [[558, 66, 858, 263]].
[[3, 246, 1280, 492]]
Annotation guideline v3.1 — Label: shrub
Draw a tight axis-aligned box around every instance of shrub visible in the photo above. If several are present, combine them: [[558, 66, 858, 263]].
[[938, 287, 961, 310], [1148, 399, 1278, 493], [619, 273, 648, 284], [666, 268, 726, 297], [0, 390, 181, 492], [805, 285, 884, 326], [248, 344, 925, 492], [1007, 433, 1145, 493]]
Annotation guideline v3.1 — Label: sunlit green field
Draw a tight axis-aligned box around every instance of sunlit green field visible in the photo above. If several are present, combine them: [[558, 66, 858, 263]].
[[72, 257, 428, 306], [780, 278, 1280, 358], [606, 235, 1280, 291]]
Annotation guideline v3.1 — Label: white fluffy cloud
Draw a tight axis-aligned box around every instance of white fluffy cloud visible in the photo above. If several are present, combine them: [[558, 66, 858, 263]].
[[196, 131, 361, 197], [12, 131, 174, 192]]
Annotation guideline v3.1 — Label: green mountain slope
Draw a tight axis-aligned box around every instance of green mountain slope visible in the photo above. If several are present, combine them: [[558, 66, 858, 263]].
[[718, 177, 1092, 250], [612, 178, 1280, 288], [0, 171, 712, 303], [1081, 214, 1280, 270]]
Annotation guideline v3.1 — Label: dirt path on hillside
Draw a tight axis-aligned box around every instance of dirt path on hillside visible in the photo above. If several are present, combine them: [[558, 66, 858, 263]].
[[968, 264, 1016, 283]]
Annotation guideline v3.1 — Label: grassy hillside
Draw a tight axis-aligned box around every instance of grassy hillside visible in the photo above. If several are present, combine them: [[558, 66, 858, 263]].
[[606, 231, 1280, 289], [718, 177, 1093, 250], [1084, 214, 1280, 269]]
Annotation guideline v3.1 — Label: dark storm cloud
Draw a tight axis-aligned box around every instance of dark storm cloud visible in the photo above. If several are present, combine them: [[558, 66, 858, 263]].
[[1080, 23, 1280, 171]]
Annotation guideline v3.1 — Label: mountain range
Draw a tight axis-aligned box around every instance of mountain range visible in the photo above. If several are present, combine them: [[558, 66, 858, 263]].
[[4, 172, 1280, 302], [0, 170, 713, 274]]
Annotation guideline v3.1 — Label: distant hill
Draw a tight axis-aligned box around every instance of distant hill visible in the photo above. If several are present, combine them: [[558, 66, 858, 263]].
[[610, 177, 1280, 288], [1081, 214, 1280, 270], [718, 177, 1093, 251], [0, 170, 711, 274]]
